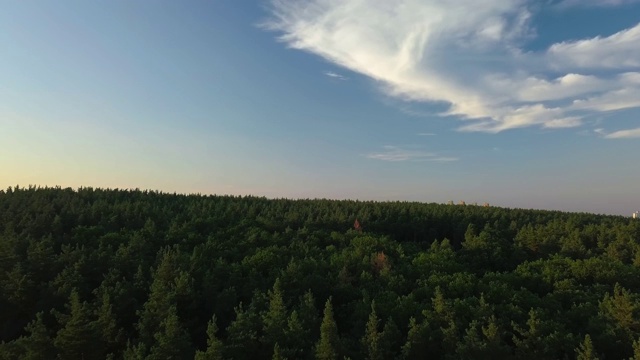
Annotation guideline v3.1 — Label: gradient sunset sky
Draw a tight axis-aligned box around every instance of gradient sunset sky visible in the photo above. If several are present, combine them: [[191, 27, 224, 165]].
[[2, 1, 640, 215]]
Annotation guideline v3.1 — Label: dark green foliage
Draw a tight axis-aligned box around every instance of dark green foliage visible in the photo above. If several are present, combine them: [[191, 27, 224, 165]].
[[53, 290, 103, 359], [194, 315, 223, 360], [272, 343, 286, 360], [147, 306, 193, 360], [262, 278, 287, 350], [575, 334, 599, 360], [316, 299, 339, 360], [16, 312, 56, 360], [361, 301, 381, 360], [225, 303, 260, 360], [1, 186, 640, 359]]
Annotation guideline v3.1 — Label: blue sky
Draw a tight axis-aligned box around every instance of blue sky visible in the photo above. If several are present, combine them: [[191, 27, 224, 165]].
[[1, 1, 639, 215]]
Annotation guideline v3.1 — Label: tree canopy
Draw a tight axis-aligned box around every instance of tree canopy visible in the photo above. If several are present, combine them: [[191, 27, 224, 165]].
[[1, 186, 639, 359]]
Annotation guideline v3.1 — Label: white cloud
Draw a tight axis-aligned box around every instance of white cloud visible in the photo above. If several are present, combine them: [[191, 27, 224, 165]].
[[548, 23, 640, 69], [265, 1, 640, 133], [324, 71, 348, 80], [513, 74, 610, 102], [366, 145, 457, 162], [604, 127, 640, 139], [543, 117, 583, 128], [572, 88, 640, 111], [554, 0, 640, 9]]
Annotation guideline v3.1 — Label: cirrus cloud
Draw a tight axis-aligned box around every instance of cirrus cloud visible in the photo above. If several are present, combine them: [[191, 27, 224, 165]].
[[604, 127, 640, 139], [366, 146, 458, 162], [264, 0, 640, 133]]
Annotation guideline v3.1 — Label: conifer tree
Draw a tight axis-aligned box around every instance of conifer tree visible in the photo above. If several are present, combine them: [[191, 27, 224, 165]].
[[361, 301, 381, 360], [195, 314, 223, 360], [122, 340, 146, 360], [272, 343, 286, 360], [283, 310, 307, 359], [147, 306, 192, 360], [96, 292, 123, 357], [316, 298, 339, 360], [401, 317, 427, 360], [263, 278, 287, 349], [299, 291, 320, 341], [136, 247, 185, 346], [576, 334, 599, 360], [225, 302, 260, 360], [54, 290, 103, 360], [380, 317, 401, 359], [600, 283, 638, 331], [630, 338, 640, 360], [17, 312, 56, 360]]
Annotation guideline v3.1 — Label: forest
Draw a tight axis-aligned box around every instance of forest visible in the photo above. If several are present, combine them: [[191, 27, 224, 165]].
[[1, 186, 640, 360]]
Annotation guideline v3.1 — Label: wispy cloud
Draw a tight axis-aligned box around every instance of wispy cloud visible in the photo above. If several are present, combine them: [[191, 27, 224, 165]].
[[604, 127, 640, 139], [366, 146, 458, 162], [554, 0, 640, 9], [324, 71, 348, 80], [417, 132, 436, 136], [548, 26, 640, 69], [265, 1, 640, 133]]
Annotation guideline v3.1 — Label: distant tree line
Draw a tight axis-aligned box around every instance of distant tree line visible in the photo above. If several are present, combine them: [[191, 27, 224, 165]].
[[1, 186, 640, 359]]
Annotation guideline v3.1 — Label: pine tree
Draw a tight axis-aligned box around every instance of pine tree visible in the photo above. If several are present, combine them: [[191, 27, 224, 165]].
[[122, 340, 146, 360], [17, 312, 56, 360], [136, 248, 181, 345], [576, 334, 599, 360], [361, 301, 382, 360], [147, 306, 193, 360], [380, 317, 401, 359], [316, 298, 339, 360], [630, 338, 640, 360], [96, 292, 123, 357], [272, 343, 286, 360], [401, 317, 427, 360], [481, 315, 509, 358], [195, 314, 223, 360], [283, 310, 307, 359], [263, 278, 287, 349], [53, 290, 103, 360], [432, 287, 448, 319], [299, 291, 320, 341], [225, 302, 260, 360], [600, 284, 638, 331]]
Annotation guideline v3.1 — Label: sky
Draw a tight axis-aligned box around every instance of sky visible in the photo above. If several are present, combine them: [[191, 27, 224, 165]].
[[1, 1, 640, 215]]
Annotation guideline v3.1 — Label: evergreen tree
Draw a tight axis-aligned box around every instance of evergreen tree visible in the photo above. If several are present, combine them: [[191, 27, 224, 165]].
[[576, 334, 599, 360], [17, 312, 56, 360], [122, 340, 146, 360], [225, 303, 260, 360], [630, 338, 640, 360], [0, 341, 22, 360], [380, 317, 401, 359], [263, 278, 287, 349], [195, 314, 223, 360], [147, 306, 193, 360], [96, 292, 123, 357], [481, 315, 510, 358], [316, 298, 339, 360], [600, 284, 638, 331], [361, 301, 382, 360], [53, 290, 103, 360], [272, 343, 286, 360], [136, 247, 181, 345], [283, 310, 307, 359], [402, 317, 427, 360], [299, 291, 320, 341]]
